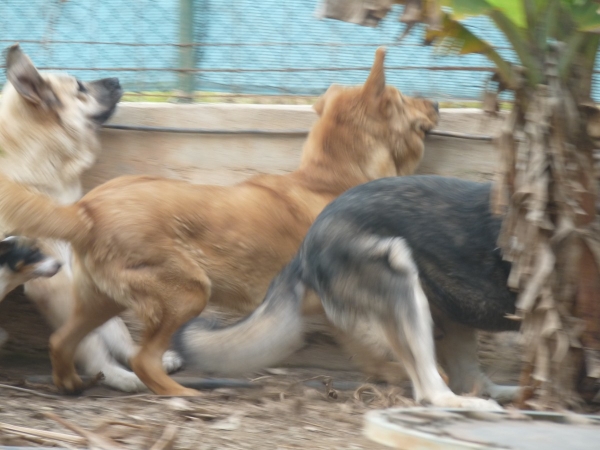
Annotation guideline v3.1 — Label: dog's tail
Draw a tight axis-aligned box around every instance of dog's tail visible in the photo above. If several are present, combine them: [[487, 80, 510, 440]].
[[174, 256, 306, 375], [0, 176, 91, 245]]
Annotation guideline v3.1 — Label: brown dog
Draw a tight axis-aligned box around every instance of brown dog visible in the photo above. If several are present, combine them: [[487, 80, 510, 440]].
[[0, 47, 439, 396]]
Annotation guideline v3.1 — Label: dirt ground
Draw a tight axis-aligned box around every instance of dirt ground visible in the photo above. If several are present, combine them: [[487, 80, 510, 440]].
[[0, 287, 531, 450]]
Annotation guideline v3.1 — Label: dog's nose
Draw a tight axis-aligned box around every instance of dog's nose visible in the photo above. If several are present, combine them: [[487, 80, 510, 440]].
[[103, 77, 121, 91], [433, 101, 439, 113]]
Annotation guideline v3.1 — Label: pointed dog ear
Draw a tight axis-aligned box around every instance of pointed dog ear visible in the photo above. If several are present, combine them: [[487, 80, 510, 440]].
[[5, 44, 62, 110], [362, 46, 387, 100], [313, 84, 343, 116]]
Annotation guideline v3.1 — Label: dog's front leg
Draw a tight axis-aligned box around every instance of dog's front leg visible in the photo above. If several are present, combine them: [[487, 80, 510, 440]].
[[434, 315, 521, 404]]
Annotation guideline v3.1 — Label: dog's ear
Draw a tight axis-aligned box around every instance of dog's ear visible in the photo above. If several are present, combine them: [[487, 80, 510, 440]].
[[5, 44, 62, 110], [362, 46, 386, 100], [313, 84, 342, 116], [0, 237, 16, 258]]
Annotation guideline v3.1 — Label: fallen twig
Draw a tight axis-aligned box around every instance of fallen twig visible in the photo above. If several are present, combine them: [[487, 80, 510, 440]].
[[0, 421, 86, 445], [149, 424, 177, 450], [44, 411, 126, 449], [0, 383, 62, 399]]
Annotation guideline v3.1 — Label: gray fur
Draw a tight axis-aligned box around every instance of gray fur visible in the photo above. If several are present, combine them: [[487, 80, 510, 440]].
[[174, 258, 306, 375]]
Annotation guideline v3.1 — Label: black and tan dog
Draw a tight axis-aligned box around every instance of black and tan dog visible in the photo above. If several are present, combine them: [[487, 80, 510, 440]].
[[176, 176, 523, 410], [0, 236, 62, 348]]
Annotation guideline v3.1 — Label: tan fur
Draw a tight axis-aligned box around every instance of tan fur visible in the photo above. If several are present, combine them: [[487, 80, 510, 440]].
[[0, 47, 439, 396], [0, 51, 114, 204], [0, 45, 168, 393], [0, 43, 118, 322]]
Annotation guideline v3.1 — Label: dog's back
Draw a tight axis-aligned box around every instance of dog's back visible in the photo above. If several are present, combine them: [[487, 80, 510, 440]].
[[305, 175, 517, 331]]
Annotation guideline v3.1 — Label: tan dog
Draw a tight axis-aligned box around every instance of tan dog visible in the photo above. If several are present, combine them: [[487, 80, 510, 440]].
[[0, 44, 181, 391], [0, 47, 439, 396]]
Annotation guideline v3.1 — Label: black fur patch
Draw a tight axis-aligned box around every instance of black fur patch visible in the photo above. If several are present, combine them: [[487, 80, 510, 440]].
[[300, 175, 518, 332], [0, 237, 45, 272]]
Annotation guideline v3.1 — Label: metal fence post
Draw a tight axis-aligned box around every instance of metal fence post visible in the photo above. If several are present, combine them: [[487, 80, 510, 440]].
[[178, 0, 195, 102]]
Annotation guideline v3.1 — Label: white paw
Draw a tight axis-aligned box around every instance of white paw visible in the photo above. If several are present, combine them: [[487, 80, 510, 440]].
[[103, 373, 148, 393], [163, 350, 184, 374], [430, 393, 503, 411]]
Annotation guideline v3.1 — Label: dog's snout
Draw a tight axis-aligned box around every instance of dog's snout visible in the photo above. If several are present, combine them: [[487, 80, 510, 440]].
[[34, 258, 63, 278], [103, 77, 121, 91], [45, 260, 62, 277]]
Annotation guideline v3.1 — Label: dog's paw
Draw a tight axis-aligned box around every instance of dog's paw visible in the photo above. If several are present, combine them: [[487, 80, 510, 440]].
[[429, 393, 503, 411], [163, 350, 184, 374], [54, 372, 85, 395], [101, 369, 148, 393]]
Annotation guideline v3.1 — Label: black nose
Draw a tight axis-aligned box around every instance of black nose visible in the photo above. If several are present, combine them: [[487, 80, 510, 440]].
[[433, 101, 439, 113], [103, 77, 121, 90]]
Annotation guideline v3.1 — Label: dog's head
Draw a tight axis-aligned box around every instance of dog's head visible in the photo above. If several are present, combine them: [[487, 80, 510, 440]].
[[0, 44, 123, 182], [0, 236, 62, 299], [4, 44, 122, 127], [310, 47, 439, 179]]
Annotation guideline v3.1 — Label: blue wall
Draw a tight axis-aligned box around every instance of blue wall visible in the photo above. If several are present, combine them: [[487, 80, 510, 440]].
[[1, 0, 598, 101]]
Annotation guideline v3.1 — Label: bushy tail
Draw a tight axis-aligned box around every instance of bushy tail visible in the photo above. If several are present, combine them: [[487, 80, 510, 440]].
[[174, 256, 306, 375], [0, 176, 91, 244]]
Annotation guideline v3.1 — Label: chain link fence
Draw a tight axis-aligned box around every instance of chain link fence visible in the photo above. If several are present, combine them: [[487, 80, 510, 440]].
[[1, 0, 598, 103]]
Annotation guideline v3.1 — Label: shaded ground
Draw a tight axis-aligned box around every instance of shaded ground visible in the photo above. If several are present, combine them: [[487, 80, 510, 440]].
[[0, 364, 399, 449], [0, 288, 530, 449]]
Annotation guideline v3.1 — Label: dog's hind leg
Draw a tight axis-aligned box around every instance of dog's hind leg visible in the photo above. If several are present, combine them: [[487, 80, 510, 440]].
[[131, 293, 205, 396], [335, 328, 412, 385], [129, 272, 209, 396], [320, 236, 501, 410], [74, 331, 148, 392], [97, 317, 184, 375], [378, 238, 500, 409], [50, 288, 126, 394], [435, 315, 521, 404], [383, 276, 502, 410]]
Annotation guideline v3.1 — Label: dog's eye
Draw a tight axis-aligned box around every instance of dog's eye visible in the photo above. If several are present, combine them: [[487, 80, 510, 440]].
[[77, 80, 87, 93]]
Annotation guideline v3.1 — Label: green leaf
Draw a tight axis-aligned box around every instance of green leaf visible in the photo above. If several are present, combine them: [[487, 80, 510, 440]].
[[558, 31, 587, 81], [425, 13, 518, 88], [441, 0, 491, 19], [488, 8, 543, 84], [486, 0, 528, 28], [570, 2, 600, 32]]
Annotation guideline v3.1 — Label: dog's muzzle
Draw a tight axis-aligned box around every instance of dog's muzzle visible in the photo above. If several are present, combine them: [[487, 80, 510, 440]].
[[33, 258, 63, 277]]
